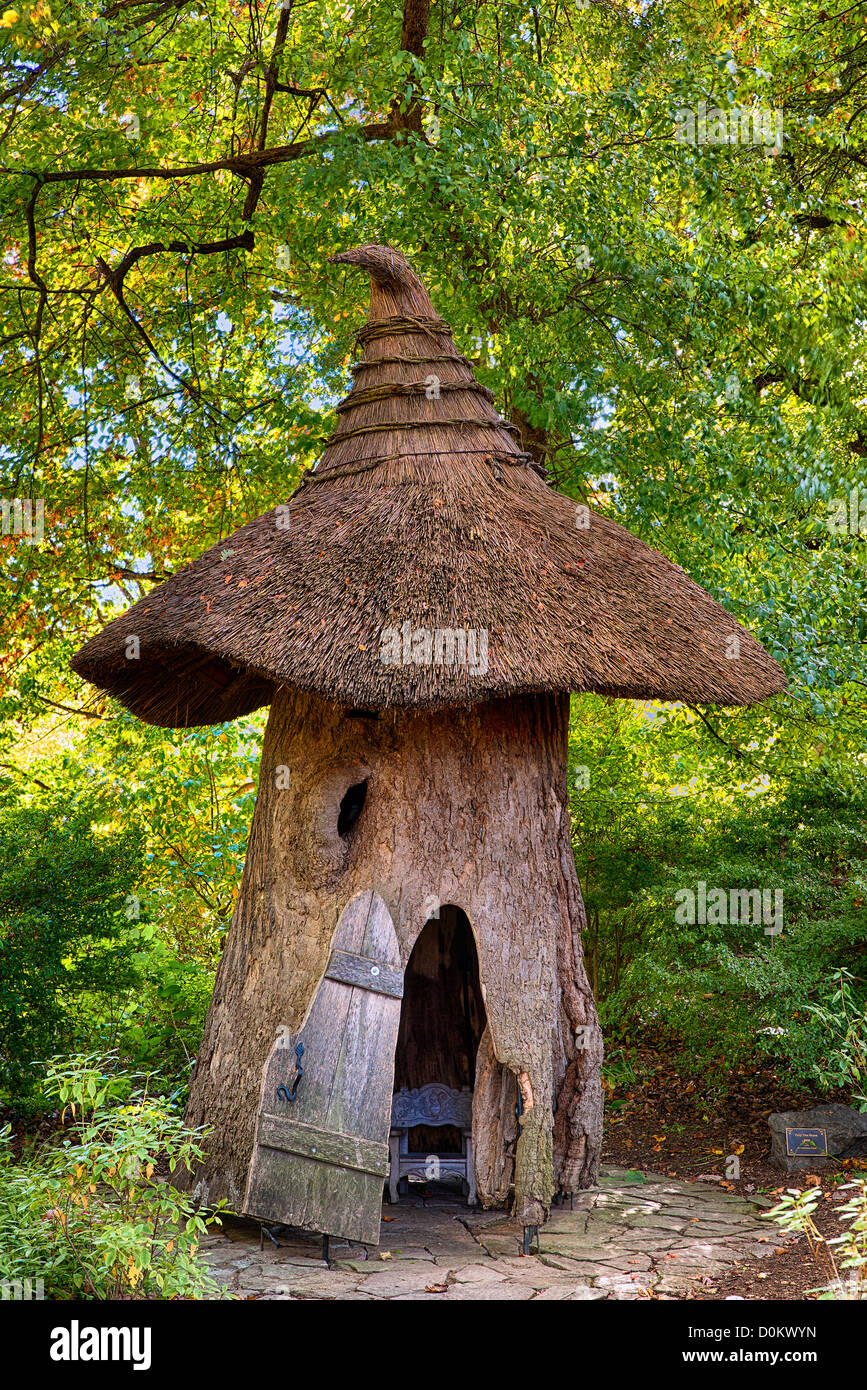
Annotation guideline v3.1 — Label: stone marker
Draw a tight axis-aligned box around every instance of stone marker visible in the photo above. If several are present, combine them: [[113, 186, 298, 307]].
[[768, 1104, 867, 1172]]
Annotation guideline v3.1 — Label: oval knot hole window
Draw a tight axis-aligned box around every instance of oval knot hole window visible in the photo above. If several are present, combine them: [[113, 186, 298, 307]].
[[338, 779, 368, 838]]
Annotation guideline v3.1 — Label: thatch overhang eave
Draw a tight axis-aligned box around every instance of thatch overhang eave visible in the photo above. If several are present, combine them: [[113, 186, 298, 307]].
[[70, 635, 279, 727], [69, 472, 788, 725]]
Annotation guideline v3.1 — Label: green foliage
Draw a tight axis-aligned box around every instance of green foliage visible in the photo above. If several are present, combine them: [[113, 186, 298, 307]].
[[570, 695, 867, 1094], [600, 1046, 638, 1113], [0, 1054, 230, 1300], [0, 787, 219, 1109], [768, 1179, 867, 1299], [802, 971, 867, 1108], [110, 929, 214, 1092], [0, 798, 142, 1103], [84, 710, 265, 954]]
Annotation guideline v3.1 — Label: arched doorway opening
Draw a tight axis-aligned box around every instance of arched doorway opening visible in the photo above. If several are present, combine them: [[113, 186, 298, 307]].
[[390, 906, 486, 1196]]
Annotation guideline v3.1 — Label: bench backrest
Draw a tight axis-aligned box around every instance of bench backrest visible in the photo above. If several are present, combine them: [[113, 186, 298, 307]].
[[391, 1084, 472, 1130]]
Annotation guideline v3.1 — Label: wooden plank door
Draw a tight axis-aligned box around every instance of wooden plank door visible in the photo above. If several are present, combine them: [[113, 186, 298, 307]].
[[243, 890, 403, 1245]]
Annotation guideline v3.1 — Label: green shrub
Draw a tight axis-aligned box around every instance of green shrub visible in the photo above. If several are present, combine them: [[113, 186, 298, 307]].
[[606, 786, 867, 1090], [0, 1054, 230, 1300], [569, 695, 867, 1094], [82, 927, 215, 1106], [0, 799, 143, 1105]]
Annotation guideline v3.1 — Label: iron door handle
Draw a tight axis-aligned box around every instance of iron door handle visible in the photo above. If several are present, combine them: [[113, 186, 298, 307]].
[[276, 1042, 305, 1102]]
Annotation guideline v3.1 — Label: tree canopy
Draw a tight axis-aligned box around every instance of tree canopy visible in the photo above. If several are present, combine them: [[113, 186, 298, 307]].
[[0, 0, 865, 1101]]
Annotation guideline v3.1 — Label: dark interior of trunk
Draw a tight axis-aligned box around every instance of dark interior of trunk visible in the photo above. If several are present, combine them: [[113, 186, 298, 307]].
[[393, 906, 485, 1155]]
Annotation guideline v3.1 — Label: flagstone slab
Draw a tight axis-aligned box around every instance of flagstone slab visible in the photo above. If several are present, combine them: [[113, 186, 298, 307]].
[[593, 1275, 656, 1299], [442, 1281, 535, 1301], [474, 1233, 525, 1258], [537, 1252, 621, 1275], [264, 1271, 362, 1298], [449, 1263, 508, 1283], [481, 1263, 588, 1290], [611, 1236, 680, 1252], [531, 1243, 619, 1264], [358, 1265, 448, 1297], [616, 1214, 689, 1231]]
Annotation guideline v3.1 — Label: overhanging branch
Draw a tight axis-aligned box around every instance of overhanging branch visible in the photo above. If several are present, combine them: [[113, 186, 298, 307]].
[[1, 121, 396, 188]]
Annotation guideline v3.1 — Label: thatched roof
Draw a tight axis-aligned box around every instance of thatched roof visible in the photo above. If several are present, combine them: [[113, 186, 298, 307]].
[[71, 244, 786, 726]]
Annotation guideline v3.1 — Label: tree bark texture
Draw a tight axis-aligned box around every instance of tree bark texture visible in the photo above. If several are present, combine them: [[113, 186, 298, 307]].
[[183, 687, 603, 1226]]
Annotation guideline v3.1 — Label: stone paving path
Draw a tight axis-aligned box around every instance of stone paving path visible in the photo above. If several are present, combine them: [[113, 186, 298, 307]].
[[199, 1165, 782, 1300]]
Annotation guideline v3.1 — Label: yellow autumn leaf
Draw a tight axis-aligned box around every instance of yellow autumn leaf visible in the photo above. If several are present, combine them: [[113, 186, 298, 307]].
[[166, 1240, 174, 1251], [145, 1163, 154, 1179]]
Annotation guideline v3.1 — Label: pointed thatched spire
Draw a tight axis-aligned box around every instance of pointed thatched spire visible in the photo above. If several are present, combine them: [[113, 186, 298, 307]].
[[315, 243, 530, 483], [70, 244, 786, 726]]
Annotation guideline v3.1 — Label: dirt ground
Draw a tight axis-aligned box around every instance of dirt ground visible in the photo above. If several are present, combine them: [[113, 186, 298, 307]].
[[601, 1048, 865, 1300]]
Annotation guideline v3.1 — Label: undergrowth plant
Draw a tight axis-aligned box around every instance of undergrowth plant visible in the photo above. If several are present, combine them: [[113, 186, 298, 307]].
[[0, 1054, 231, 1300], [804, 971, 867, 1110], [767, 1178, 867, 1299]]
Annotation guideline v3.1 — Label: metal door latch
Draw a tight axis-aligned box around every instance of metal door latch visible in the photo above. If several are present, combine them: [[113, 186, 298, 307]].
[[276, 1042, 305, 1102]]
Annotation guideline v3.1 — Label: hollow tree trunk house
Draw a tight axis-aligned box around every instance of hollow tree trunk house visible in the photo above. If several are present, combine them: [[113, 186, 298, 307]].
[[72, 244, 786, 1244]]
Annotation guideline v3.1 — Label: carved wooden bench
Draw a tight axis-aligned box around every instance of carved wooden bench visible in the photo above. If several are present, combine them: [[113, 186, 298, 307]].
[[388, 1084, 476, 1206]]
